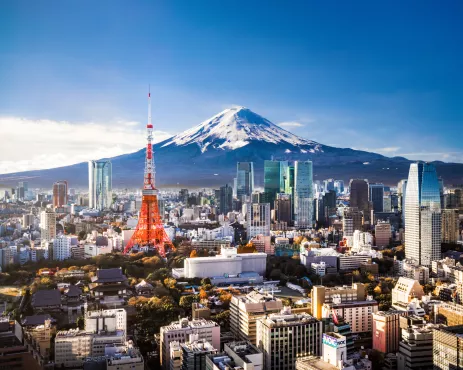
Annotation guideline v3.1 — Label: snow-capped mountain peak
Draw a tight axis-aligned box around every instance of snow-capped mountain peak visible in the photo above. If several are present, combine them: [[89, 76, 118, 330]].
[[162, 106, 319, 152]]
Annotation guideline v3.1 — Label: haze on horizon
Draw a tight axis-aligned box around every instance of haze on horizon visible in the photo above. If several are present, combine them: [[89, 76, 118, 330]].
[[1, 0, 462, 174]]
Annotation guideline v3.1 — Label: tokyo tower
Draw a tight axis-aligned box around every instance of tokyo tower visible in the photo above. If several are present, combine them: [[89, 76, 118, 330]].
[[123, 90, 173, 256]]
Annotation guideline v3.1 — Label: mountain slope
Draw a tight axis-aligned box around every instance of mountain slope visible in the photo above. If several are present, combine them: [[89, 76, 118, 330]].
[[1, 107, 463, 188]]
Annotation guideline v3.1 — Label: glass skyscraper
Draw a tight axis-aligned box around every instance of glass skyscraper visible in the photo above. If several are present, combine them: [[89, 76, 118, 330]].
[[88, 160, 112, 211], [264, 160, 288, 208], [369, 183, 385, 213], [236, 162, 254, 199], [405, 162, 441, 266], [294, 161, 313, 228]]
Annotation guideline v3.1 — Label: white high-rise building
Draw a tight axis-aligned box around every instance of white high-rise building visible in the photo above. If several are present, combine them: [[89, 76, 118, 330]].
[[53, 235, 73, 261], [40, 209, 56, 242], [88, 160, 112, 211], [294, 161, 313, 228], [405, 163, 441, 266], [247, 203, 271, 237]]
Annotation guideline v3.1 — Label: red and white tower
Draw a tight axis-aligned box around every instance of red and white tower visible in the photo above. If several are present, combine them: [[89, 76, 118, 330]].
[[124, 90, 173, 256]]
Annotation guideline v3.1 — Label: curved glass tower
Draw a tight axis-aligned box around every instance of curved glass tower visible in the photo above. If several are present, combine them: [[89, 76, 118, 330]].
[[405, 162, 441, 266], [88, 160, 112, 211]]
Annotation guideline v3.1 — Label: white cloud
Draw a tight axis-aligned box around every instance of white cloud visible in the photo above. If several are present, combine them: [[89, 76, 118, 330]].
[[0, 117, 173, 174], [397, 151, 463, 163], [278, 121, 304, 128], [375, 147, 400, 153]]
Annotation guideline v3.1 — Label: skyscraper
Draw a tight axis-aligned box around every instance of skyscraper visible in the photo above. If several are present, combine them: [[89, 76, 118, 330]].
[[247, 203, 271, 237], [40, 209, 56, 242], [285, 164, 295, 220], [53, 180, 68, 208], [349, 179, 369, 220], [405, 162, 442, 266], [16, 181, 28, 200], [334, 180, 345, 195], [88, 160, 112, 211], [398, 179, 408, 227], [294, 161, 313, 228], [264, 160, 288, 208], [274, 193, 292, 224], [219, 184, 233, 215], [369, 183, 385, 213], [236, 162, 254, 199], [442, 209, 459, 244]]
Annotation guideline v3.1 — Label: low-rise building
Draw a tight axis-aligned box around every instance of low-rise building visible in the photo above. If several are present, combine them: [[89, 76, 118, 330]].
[[160, 318, 220, 369], [230, 291, 283, 345], [311, 284, 365, 320], [397, 323, 439, 370], [392, 277, 424, 307], [322, 297, 378, 334], [206, 341, 263, 370]]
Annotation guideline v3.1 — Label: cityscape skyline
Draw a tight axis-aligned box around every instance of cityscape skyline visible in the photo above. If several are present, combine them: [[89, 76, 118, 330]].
[[1, 1, 463, 173]]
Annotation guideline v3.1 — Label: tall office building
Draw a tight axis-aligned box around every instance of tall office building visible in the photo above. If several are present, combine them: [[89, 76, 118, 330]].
[[247, 203, 271, 237], [230, 292, 283, 345], [398, 179, 408, 227], [342, 208, 363, 237], [264, 160, 288, 208], [334, 180, 345, 194], [40, 209, 56, 242], [405, 162, 442, 266], [294, 161, 313, 228], [285, 164, 295, 219], [88, 160, 112, 211], [442, 209, 460, 244], [275, 193, 292, 224], [16, 181, 28, 200], [53, 180, 68, 208], [324, 179, 335, 192], [446, 188, 463, 211], [433, 326, 463, 370], [349, 179, 369, 219], [218, 184, 233, 215], [257, 307, 322, 370], [369, 183, 385, 213], [236, 162, 254, 199]]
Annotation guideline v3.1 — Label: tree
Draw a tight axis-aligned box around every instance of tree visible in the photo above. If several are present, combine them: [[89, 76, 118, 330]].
[[76, 316, 85, 330], [201, 278, 211, 286], [78, 231, 87, 241], [147, 268, 171, 282], [179, 295, 199, 309], [164, 278, 177, 289], [199, 288, 208, 301]]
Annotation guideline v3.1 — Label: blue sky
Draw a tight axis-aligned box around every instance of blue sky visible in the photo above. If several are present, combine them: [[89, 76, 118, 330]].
[[1, 0, 462, 172]]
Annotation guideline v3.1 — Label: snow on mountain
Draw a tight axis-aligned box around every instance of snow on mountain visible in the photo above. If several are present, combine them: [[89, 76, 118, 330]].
[[161, 106, 322, 152]]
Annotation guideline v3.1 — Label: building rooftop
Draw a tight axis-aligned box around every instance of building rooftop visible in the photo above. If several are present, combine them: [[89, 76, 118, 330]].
[[181, 339, 216, 354], [91, 267, 127, 283], [295, 356, 339, 370], [161, 318, 219, 332], [262, 307, 319, 328], [225, 341, 261, 363], [323, 300, 378, 308], [22, 314, 54, 326], [64, 284, 82, 297], [32, 289, 61, 308]]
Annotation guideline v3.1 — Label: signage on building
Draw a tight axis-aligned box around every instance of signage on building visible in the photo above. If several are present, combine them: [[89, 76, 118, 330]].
[[322, 333, 346, 349]]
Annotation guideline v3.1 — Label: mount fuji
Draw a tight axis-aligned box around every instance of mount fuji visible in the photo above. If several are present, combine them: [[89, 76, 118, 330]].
[[2, 106, 463, 188]]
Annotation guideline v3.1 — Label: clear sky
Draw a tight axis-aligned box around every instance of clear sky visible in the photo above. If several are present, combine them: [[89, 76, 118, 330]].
[[1, 0, 462, 173]]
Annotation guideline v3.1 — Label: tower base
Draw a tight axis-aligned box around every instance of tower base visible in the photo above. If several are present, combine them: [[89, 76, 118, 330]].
[[123, 193, 173, 256]]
